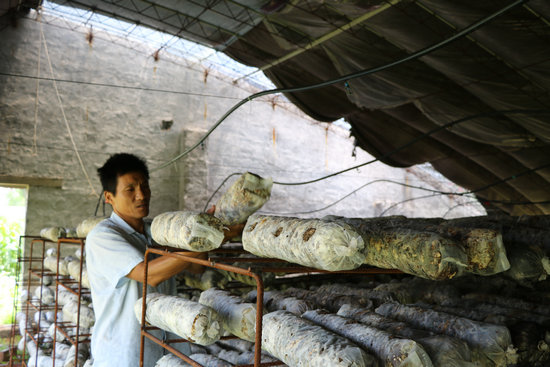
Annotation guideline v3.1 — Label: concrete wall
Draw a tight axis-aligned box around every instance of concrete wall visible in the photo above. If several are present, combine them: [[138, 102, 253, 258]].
[[0, 12, 485, 249]]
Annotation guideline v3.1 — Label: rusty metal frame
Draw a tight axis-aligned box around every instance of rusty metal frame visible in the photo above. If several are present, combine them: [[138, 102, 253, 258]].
[[139, 246, 403, 367], [51, 238, 90, 365]]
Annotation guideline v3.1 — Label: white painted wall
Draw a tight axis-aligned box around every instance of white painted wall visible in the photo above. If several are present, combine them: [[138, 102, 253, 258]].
[[0, 11, 485, 242]]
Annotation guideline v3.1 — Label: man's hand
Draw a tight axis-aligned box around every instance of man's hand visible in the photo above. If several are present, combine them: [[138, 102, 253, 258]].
[[223, 223, 245, 243], [204, 204, 245, 242]]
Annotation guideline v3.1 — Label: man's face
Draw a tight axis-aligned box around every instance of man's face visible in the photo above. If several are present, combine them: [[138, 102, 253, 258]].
[[105, 171, 151, 223]]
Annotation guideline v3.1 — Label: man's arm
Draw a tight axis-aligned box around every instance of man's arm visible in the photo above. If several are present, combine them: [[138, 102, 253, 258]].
[[126, 252, 207, 287]]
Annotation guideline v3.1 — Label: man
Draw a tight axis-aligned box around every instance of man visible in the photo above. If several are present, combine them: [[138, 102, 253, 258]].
[[86, 153, 240, 366]]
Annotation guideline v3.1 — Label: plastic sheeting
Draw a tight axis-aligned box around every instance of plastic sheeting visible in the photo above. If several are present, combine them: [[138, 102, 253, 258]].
[[135, 293, 222, 345], [214, 172, 273, 225], [242, 214, 365, 271], [262, 310, 378, 367], [198, 288, 257, 342], [151, 211, 225, 251]]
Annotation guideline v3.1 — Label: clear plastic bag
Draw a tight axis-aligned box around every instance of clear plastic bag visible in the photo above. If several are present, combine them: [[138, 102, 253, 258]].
[[151, 211, 224, 251], [135, 293, 222, 345], [262, 310, 378, 366], [214, 172, 273, 225], [243, 214, 365, 271]]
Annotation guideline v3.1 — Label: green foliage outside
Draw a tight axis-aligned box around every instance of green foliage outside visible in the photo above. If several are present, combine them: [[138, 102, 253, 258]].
[[0, 218, 21, 324], [0, 217, 21, 276], [0, 187, 27, 326]]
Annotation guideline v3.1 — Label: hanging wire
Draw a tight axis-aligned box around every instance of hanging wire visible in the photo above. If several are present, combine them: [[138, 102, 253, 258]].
[[151, 0, 529, 172], [378, 161, 550, 216], [39, 20, 99, 198]]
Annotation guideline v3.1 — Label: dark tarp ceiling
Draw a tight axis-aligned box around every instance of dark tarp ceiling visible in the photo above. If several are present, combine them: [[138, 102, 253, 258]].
[[11, 0, 550, 215]]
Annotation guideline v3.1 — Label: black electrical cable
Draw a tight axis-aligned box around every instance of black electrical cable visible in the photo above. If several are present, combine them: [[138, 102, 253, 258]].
[[273, 108, 549, 186], [151, 0, 529, 172], [202, 172, 243, 212], [0, 71, 241, 100], [378, 161, 550, 216]]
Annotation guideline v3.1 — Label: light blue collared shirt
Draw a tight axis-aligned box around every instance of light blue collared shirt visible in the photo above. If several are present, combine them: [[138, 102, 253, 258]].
[[86, 212, 174, 367]]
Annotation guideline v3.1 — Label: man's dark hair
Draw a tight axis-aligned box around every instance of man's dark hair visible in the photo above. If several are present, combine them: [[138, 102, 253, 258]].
[[97, 153, 149, 194]]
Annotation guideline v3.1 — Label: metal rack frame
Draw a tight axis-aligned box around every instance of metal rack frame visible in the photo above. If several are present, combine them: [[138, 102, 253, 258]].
[[7, 237, 90, 367], [139, 245, 403, 367], [6, 235, 42, 367], [51, 238, 91, 365]]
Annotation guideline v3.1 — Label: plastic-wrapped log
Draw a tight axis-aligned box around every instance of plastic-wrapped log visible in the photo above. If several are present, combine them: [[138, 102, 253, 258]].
[[40, 227, 66, 242], [503, 242, 549, 283], [27, 355, 63, 367], [247, 289, 314, 315], [374, 278, 460, 305], [76, 216, 106, 238], [262, 310, 378, 367], [243, 214, 365, 271], [198, 288, 256, 342], [338, 304, 476, 367], [190, 353, 233, 367], [57, 287, 78, 306], [436, 226, 509, 276], [151, 211, 224, 251], [180, 269, 228, 291], [154, 353, 189, 367], [370, 216, 510, 276], [376, 302, 516, 367], [67, 260, 91, 289], [34, 285, 55, 305], [43, 255, 60, 274], [303, 309, 433, 367], [462, 292, 550, 317], [135, 293, 222, 345], [282, 287, 374, 313], [55, 342, 71, 360], [48, 323, 65, 342], [62, 300, 95, 328], [214, 172, 273, 225], [415, 302, 549, 366], [332, 217, 467, 280], [63, 344, 88, 367]]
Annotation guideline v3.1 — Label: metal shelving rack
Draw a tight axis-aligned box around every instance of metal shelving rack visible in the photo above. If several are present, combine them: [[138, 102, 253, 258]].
[[51, 238, 91, 365], [6, 237, 91, 367], [139, 245, 403, 367], [6, 235, 42, 367]]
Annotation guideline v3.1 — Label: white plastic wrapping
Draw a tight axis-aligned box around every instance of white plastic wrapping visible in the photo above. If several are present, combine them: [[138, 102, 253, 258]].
[[151, 211, 225, 251], [376, 302, 516, 367], [34, 285, 55, 305], [44, 255, 70, 276], [40, 227, 66, 242], [338, 304, 477, 367], [243, 214, 365, 271], [303, 309, 433, 367], [198, 288, 256, 342], [154, 354, 189, 367], [189, 354, 233, 367], [76, 216, 106, 238], [214, 172, 273, 225], [67, 260, 90, 289], [62, 300, 95, 328], [57, 287, 78, 306], [262, 310, 378, 367], [63, 344, 88, 367], [135, 293, 222, 345], [48, 323, 65, 342], [248, 289, 314, 315], [55, 342, 71, 360], [330, 217, 468, 280]]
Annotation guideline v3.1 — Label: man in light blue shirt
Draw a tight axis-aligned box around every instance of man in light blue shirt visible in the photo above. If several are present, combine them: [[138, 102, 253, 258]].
[[86, 153, 206, 367]]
